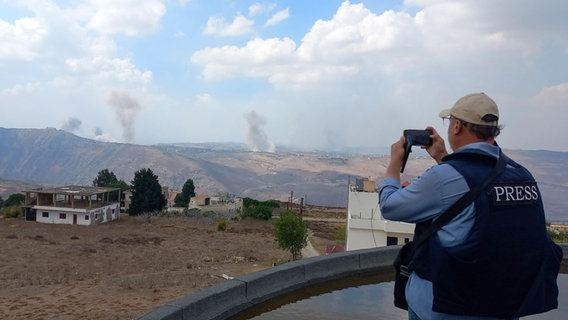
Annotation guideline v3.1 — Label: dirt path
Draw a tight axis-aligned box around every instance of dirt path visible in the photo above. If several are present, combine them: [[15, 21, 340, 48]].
[[302, 231, 320, 258]]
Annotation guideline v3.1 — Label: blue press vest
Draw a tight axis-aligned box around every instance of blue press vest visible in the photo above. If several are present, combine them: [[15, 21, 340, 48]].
[[412, 150, 562, 318]]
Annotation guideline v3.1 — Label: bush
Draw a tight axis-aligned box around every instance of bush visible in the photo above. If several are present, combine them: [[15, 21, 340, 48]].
[[335, 225, 346, 242], [2, 207, 23, 218], [273, 210, 308, 260], [217, 219, 227, 231], [249, 205, 273, 220], [548, 227, 568, 243], [242, 198, 279, 220]]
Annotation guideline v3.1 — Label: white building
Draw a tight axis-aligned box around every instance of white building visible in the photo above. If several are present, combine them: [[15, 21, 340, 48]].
[[23, 185, 121, 226], [346, 178, 414, 251]]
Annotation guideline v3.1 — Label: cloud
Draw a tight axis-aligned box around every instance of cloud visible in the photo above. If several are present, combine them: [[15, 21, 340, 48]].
[[86, 0, 166, 36], [264, 8, 290, 27], [192, 2, 421, 86], [2, 0, 568, 152], [196, 93, 212, 105], [61, 117, 82, 132], [0, 17, 47, 61], [0, 82, 41, 95], [191, 37, 297, 80], [203, 15, 254, 36], [533, 83, 568, 108], [66, 56, 153, 85], [192, 0, 568, 89], [106, 90, 142, 143], [249, 3, 277, 17]]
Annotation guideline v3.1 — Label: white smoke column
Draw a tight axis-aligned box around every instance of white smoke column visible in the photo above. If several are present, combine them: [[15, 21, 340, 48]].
[[93, 126, 113, 142], [61, 117, 82, 132], [107, 90, 141, 143], [243, 110, 275, 152]]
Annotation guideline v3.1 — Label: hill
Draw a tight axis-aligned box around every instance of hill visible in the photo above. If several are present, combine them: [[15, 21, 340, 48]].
[[0, 127, 566, 221]]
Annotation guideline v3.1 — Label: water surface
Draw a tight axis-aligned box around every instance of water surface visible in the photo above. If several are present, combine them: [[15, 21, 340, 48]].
[[233, 273, 568, 320]]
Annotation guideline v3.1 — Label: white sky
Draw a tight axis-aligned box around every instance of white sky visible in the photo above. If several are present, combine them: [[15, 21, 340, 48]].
[[0, 0, 567, 152]]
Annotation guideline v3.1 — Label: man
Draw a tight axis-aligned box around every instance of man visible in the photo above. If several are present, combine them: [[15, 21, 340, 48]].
[[379, 93, 561, 320]]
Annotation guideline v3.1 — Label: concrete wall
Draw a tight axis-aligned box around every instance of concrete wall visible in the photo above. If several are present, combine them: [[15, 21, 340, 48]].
[[346, 189, 414, 250], [139, 244, 568, 320], [34, 203, 119, 225]]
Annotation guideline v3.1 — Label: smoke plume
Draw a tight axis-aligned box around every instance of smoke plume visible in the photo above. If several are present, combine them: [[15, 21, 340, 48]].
[[106, 89, 141, 143], [61, 117, 82, 132], [244, 110, 275, 152], [93, 126, 113, 142]]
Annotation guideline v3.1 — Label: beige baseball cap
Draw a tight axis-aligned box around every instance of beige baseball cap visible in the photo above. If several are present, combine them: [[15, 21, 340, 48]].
[[439, 92, 499, 126]]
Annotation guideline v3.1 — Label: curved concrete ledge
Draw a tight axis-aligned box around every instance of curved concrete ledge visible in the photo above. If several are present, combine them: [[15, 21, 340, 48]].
[[139, 244, 568, 320]]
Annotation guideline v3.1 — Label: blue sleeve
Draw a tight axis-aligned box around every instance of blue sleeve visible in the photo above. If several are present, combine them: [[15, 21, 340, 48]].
[[379, 164, 469, 224]]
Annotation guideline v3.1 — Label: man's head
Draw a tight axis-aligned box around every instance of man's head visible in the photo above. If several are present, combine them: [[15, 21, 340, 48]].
[[439, 92, 503, 150], [439, 92, 499, 125]]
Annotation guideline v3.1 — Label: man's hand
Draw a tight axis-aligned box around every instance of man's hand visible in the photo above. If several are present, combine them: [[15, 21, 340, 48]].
[[385, 136, 406, 180], [423, 126, 448, 163]]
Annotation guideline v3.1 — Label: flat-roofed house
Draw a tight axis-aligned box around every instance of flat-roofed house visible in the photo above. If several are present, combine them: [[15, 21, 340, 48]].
[[23, 185, 121, 225]]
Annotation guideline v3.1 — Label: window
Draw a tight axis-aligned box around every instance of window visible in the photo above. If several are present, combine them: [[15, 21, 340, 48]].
[[42, 212, 49, 218], [85, 215, 89, 220], [59, 213, 66, 219], [386, 236, 398, 246]]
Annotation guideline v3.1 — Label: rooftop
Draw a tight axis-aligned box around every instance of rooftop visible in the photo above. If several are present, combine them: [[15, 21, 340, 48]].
[[24, 185, 120, 196]]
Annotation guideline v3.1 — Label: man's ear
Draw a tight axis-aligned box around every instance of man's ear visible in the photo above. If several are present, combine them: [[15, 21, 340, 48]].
[[453, 119, 463, 135]]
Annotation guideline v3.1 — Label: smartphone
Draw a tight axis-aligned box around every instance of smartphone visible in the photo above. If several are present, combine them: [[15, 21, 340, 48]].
[[401, 129, 433, 173], [404, 129, 433, 147]]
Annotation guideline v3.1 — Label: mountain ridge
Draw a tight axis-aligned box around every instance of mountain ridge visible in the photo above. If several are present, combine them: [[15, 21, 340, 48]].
[[1, 127, 566, 221]]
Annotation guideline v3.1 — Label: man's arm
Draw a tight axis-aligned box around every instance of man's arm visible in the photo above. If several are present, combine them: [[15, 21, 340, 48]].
[[380, 162, 470, 224]]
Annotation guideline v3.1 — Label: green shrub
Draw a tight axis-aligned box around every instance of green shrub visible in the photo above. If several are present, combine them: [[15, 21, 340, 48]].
[[548, 228, 568, 243], [273, 210, 308, 260], [335, 225, 346, 242], [249, 205, 272, 220], [242, 198, 279, 220], [2, 207, 23, 218], [217, 219, 227, 231], [263, 200, 281, 208]]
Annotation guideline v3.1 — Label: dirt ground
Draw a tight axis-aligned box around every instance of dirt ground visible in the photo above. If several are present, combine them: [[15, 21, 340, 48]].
[[0, 206, 345, 320]]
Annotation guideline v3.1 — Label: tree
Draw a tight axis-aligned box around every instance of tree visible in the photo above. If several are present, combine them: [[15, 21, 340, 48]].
[[129, 168, 167, 215], [107, 180, 129, 202], [92, 169, 128, 202], [0, 196, 4, 208], [107, 180, 129, 191], [273, 210, 308, 260], [174, 179, 196, 207], [4, 193, 25, 207], [242, 197, 280, 220], [93, 169, 119, 187]]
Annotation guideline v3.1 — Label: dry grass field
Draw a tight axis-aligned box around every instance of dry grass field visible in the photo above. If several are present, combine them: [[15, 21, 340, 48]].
[[0, 207, 345, 320]]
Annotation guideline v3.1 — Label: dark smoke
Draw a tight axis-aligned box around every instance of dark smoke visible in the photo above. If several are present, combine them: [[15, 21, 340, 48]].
[[243, 110, 275, 152], [106, 89, 141, 143], [61, 117, 82, 132]]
